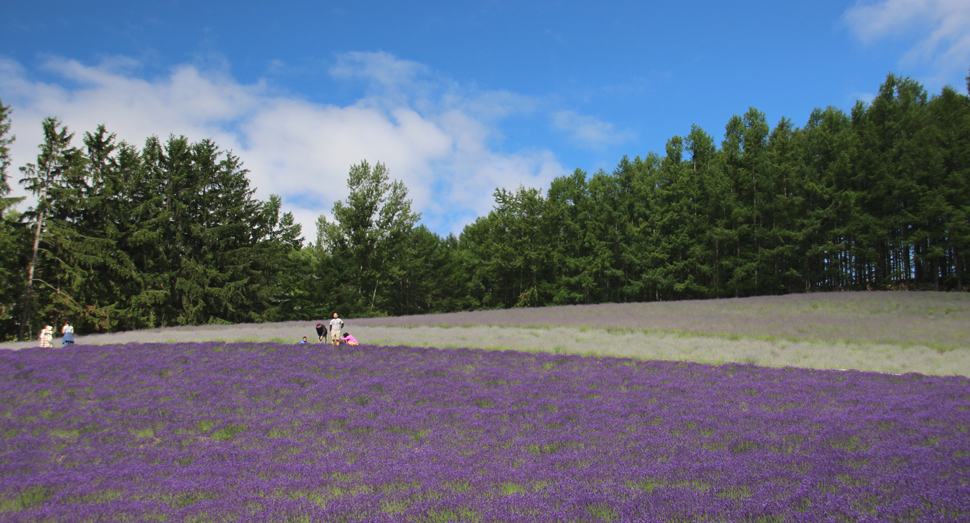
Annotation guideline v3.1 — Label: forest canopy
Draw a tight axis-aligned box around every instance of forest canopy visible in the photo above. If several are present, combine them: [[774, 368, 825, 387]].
[[0, 72, 967, 341]]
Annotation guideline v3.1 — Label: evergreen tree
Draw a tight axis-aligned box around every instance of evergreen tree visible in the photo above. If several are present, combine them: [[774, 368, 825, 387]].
[[545, 169, 593, 304], [925, 85, 970, 291], [17, 117, 83, 340], [0, 99, 24, 340], [490, 185, 548, 307], [684, 125, 719, 297], [763, 117, 801, 294], [629, 153, 664, 301]]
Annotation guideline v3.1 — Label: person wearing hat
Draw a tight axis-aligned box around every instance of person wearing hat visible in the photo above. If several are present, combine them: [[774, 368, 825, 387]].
[[315, 322, 327, 342]]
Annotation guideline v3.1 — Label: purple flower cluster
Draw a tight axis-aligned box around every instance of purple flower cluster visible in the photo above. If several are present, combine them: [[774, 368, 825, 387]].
[[1, 342, 968, 522]]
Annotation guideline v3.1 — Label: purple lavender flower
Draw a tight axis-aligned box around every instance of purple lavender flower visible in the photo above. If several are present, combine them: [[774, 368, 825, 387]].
[[0, 342, 967, 521]]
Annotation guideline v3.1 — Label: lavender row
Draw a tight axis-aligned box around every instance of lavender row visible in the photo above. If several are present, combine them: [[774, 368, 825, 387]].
[[1, 342, 968, 522]]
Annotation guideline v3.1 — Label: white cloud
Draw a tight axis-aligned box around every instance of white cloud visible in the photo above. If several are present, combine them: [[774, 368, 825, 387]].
[[330, 51, 429, 88], [551, 110, 636, 150], [844, 0, 970, 85], [0, 52, 571, 237]]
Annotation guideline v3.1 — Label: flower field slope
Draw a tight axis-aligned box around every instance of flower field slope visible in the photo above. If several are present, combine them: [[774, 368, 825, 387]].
[[355, 291, 970, 351], [2, 342, 969, 522], [2, 291, 968, 376]]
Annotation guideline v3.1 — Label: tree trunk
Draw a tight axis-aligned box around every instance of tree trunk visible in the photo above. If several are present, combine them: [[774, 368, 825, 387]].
[[19, 210, 45, 341], [957, 249, 964, 292]]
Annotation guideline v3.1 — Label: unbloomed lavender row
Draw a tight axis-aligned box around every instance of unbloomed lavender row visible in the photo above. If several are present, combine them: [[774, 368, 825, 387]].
[[1, 342, 969, 522], [354, 291, 970, 350]]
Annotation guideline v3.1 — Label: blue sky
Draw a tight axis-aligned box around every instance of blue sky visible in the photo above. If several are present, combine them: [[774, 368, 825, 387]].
[[2, 1, 968, 238]]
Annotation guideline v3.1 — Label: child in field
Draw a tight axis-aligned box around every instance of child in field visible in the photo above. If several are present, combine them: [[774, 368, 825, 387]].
[[341, 332, 359, 346], [300, 336, 309, 344], [39, 325, 53, 348]]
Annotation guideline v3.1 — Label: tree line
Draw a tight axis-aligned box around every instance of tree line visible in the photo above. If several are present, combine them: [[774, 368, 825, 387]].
[[1, 72, 968, 340], [0, 116, 303, 341]]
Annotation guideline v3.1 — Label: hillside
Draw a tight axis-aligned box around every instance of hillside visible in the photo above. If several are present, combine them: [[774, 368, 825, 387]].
[[355, 291, 970, 350], [3, 291, 968, 376]]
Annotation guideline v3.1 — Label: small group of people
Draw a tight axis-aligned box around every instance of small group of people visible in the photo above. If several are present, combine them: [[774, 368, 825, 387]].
[[39, 321, 74, 348], [300, 312, 359, 346]]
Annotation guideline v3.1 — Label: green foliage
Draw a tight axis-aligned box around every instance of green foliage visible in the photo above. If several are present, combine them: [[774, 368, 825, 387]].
[[434, 73, 970, 309], [316, 160, 421, 316], [2, 120, 304, 338], [0, 99, 24, 341], [1, 71, 967, 339]]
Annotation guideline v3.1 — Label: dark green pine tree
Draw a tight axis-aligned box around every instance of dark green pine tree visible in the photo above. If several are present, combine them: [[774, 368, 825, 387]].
[[719, 114, 747, 297], [924, 84, 970, 291], [653, 136, 693, 300], [126, 135, 276, 326], [45, 125, 141, 333], [17, 117, 84, 340], [0, 99, 15, 202], [584, 164, 632, 303], [383, 225, 461, 315], [456, 212, 502, 309], [192, 139, 263, 324], [684, 124, 719, 297], [762, 117, 802, 294], [430, 232, 474, 313], [0, 98, 25, 340], [252, 194, 304, 321], [799, 106, 855, 290], [853, 74, 931, 288], [493, 185, 548, 308], [545, 168, 594, 304], [628, 153, 664, 301], [738, 108, 771, 296]]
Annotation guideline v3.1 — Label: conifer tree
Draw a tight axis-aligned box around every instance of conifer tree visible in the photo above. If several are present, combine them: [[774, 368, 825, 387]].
[[0, 99, 24, 339], [17, 117, 82, 340]]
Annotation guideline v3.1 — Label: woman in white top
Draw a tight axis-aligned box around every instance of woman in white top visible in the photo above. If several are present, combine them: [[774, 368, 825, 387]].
[[62, 322, 75, 347]]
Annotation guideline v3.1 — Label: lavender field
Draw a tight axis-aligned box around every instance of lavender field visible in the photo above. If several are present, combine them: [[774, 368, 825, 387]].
[[3, 341, 969, 522]]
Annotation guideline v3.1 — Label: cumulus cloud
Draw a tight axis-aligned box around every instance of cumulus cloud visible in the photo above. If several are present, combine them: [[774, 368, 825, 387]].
[[551, 110, 636, 150], [0, 52, 572, 237], [844, 0, 970, 84]]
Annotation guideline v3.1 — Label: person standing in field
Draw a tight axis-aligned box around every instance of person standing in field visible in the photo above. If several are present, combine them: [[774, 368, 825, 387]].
[[329, 313, 344, 345], [61, 321, 75, 347], [39, 325, 53, 348]]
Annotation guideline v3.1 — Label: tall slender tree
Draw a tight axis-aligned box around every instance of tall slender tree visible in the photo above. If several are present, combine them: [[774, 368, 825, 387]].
[[17, 118, 82, 340]]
